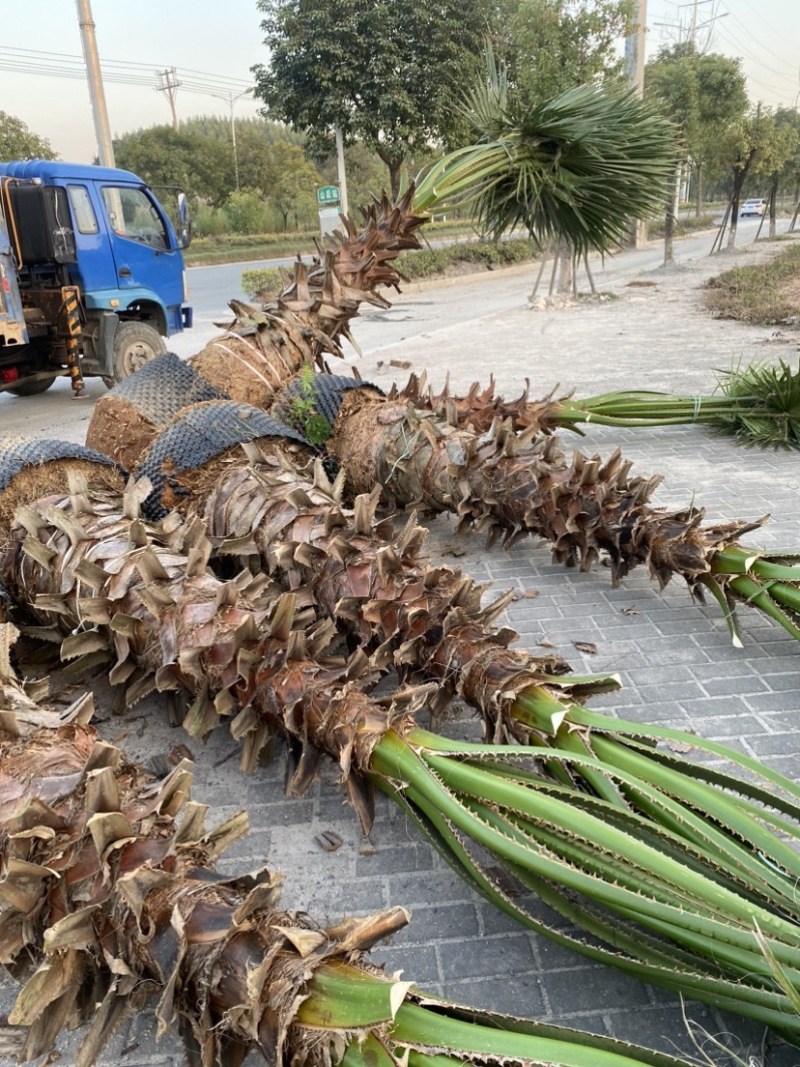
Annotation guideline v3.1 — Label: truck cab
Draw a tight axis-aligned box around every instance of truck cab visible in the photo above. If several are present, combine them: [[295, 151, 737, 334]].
[[0, 159, 192, 396]]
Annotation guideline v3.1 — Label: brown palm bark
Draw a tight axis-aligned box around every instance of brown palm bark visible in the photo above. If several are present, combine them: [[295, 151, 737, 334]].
[[386, 371, 564, 436], [92, 402, 614, 739], [0, 623, 410, 1067], [312, 383, 760, 593], [0, 472, 429, 829]]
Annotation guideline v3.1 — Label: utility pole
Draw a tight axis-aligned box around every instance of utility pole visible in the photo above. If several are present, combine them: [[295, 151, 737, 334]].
[[228, 89, 253, 191], [156, 68, 182, 131], [625, 0, 647, 248], [75, 0, 115, 166], [625, 0, 646, 97], [334, 127, 350, 217]]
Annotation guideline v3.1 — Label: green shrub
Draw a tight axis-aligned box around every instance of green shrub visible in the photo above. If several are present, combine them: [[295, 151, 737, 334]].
[[241, 267, 285, 299]]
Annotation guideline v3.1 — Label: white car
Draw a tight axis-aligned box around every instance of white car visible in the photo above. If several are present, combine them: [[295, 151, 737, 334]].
[[741, 198, 767, 217]]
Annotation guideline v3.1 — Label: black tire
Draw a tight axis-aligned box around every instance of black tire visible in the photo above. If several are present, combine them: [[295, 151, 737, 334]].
[[7, 375, 57, 397], [103, 321, 167, 388]]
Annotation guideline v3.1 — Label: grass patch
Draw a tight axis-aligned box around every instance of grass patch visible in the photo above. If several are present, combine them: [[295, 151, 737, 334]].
[[704, 239, 800, 325]]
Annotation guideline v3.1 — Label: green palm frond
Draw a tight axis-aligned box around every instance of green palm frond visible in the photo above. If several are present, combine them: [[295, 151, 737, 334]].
[[714, 358, 800, 448], [414, 61, 678, 256]]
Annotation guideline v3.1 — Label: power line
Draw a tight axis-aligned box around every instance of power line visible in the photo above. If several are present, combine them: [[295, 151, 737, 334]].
[[0, 45, 253, 92], [715, 13, 800, 75]]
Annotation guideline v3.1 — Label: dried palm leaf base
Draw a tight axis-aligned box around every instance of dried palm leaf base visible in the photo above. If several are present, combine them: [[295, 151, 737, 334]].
[[388, 359, 800, 450], [270, 375, 799, 645], [7, 486, 800, 1039], [387, 370, 564, 436], [198, 449, 614, 730], [0, 635, 396, 1067]]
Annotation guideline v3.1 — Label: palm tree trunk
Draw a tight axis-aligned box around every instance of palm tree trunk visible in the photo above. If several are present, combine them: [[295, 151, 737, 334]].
[[0, 623, 418, 1067], [313, 383, 761, 590]]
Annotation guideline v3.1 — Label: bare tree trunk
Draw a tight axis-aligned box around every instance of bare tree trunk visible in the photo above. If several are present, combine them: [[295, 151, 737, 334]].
[[556, 238, 573, 294], [727, 152, 755, 250], [769, 177, 779, 240]]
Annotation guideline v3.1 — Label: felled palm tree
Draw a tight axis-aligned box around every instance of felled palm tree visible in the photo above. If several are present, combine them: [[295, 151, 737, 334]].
[[388, 358, 800, 449], [1, 627, 698, 1067], [269, 372, 800, 646], [5, 442, 800, 1041]]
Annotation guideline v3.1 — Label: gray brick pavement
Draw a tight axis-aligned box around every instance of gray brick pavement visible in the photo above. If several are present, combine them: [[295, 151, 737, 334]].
[[2, 239, 800, 1065]]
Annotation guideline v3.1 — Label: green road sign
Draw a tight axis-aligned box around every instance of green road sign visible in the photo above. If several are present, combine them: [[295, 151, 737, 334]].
[[317, 185, 340, 204]]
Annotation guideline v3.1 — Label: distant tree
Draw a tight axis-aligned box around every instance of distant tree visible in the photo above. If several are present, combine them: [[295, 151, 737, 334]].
[[705, 107, 791, 249], [252, 0, 493, 198], [772, 107, 800, 224], [645, 45, 747, 262], [182, 115, 305, 147], [496, 0, 634, 106], [0, 111, 57, 160], [750, 108, 799, 238], [266, 142, 319, 230], [113, 125, 232, 205]]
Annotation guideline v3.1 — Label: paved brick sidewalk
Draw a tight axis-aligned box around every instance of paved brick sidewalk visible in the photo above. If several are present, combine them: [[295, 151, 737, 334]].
[[2, 237, 800, 1065]]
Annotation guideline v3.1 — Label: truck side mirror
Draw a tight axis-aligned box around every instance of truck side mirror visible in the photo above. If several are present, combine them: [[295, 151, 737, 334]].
[[177, 192, 192, 250]]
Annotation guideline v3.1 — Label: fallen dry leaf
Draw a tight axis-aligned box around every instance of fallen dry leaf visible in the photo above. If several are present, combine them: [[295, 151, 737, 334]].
[[573, 640, 597, 655], [442, 541, 467, 557], [316, 830, 344, 853], [390, 359, 412, 369], [666, 740, 694, 754], [537, 637, 555, 649]]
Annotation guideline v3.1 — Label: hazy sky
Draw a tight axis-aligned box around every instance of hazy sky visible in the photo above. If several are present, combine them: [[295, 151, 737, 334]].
[[2, 0, 798, 163]]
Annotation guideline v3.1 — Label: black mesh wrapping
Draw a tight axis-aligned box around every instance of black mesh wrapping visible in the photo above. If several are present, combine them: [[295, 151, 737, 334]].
[[105, 353, 229, 426], [135, 400, 309, 519], [0, 438, 116, 493], [271, 374, 381, 433]]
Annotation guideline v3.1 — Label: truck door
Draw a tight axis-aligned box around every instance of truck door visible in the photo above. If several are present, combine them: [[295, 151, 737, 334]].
[[98, 184, 184, 313]]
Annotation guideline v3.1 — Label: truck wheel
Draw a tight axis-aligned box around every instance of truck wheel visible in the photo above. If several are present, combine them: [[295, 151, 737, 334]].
[[8, 376, 57, 397], [103, 321, 167, 387]]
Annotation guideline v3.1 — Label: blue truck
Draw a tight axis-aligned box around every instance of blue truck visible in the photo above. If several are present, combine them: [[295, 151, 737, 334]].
[[0, 159, 192, 397]]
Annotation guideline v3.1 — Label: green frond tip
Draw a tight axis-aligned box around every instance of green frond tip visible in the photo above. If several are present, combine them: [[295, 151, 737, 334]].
[[367, 724, 800, 1042], [414, 81, 679, 256], [715, 358, 800, 448]]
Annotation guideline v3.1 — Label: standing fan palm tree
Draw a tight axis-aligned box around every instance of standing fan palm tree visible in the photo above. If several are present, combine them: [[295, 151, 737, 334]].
[[414, 54, 678, 265]]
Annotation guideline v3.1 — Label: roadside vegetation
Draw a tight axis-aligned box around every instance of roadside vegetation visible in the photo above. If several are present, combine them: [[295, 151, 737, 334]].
[[705, 239, 800, 324], [240, 234, 542, 298]]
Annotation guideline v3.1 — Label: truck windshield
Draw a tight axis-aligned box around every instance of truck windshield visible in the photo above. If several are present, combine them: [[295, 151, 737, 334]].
[[101, 186, 169, 250]]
